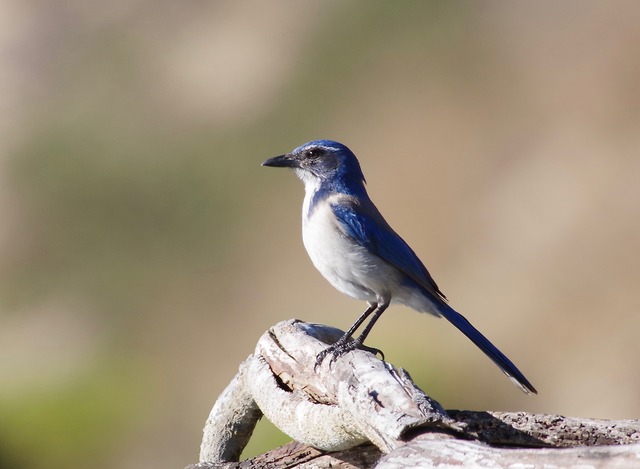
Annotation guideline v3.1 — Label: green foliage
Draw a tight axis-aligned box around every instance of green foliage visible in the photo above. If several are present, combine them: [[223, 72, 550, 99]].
[[0, 356, 148, 469], [240, 418, 291, 461]]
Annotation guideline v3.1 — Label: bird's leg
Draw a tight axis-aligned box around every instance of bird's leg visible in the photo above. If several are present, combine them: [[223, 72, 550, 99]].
[[353, 299, 390, 349], [315, 301, 390, 368], [315, 303, 376, 368], [342, 300, 390, 361]]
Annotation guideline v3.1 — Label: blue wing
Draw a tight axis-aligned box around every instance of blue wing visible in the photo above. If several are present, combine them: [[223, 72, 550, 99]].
[[331, 199, 537, 394], [331, 200, 447, 303]]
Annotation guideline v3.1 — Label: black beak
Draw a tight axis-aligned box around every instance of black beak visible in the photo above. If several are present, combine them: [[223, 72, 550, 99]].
[[262, 153, 299, 168]]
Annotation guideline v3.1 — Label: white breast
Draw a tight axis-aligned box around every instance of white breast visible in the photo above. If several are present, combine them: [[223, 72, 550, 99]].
[[301, 191, 401, 304], [299, 181, 440, 315]]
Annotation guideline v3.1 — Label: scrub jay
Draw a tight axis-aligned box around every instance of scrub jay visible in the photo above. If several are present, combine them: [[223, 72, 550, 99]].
[[262, 140, 536, 394]]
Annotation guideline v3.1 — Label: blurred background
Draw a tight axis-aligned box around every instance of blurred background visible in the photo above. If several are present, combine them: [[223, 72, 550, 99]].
[[1, 1, 639, 467]]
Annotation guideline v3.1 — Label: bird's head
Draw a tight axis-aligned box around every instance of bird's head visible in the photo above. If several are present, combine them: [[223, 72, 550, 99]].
[[262, 140, 366, 190]]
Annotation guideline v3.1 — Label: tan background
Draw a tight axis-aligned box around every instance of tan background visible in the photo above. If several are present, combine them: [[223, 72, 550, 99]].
[[1, 2, 639, 468]]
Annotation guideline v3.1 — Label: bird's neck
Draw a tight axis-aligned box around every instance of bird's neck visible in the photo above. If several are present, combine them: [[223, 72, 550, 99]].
[[302, 176, 367, 219]]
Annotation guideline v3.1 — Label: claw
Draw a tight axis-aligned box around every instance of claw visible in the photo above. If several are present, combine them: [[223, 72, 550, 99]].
[[361, 344, 385, 361], [314, 339, 384, 370]]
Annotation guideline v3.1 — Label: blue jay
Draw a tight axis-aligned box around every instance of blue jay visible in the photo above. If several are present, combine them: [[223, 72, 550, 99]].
[[262, 140, 536, 394]]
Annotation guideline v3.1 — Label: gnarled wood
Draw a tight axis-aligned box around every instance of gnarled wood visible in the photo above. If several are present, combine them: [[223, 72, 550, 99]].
[[190, 320, 640, 468]]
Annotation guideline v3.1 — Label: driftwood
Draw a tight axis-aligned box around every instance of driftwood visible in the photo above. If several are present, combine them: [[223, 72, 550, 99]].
[[189, 320, 640, 468]]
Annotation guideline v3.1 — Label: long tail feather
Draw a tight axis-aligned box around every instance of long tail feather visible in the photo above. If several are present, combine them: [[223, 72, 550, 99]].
[[439, 304, 537, 394]]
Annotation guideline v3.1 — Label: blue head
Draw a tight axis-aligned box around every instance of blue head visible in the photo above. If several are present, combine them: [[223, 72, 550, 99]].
[[262, 140, 367, 196]]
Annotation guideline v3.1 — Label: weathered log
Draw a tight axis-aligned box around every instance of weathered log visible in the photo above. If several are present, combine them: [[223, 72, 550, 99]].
[[189, 320, 640, 468]]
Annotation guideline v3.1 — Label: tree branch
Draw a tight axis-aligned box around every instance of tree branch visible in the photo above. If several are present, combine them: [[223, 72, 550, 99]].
[[189, 320, 640, 468]]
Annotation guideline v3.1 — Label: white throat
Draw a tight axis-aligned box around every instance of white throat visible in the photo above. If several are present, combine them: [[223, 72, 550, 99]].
[[296, 170, 322, 221]]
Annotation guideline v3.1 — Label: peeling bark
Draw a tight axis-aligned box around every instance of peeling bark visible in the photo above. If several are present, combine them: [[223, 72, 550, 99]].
[[189, 320, 640, 469]]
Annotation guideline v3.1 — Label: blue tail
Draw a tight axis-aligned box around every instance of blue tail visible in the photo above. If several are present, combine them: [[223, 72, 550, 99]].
[[439, 304, 537, 394]]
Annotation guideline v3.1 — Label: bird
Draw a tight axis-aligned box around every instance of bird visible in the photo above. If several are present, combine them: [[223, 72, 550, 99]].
[[262, 139, 537, 394]]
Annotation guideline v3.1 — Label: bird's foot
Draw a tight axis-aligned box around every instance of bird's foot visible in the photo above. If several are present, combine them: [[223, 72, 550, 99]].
[[361, 344, 385, 361], [314, 338, 384, 370]]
